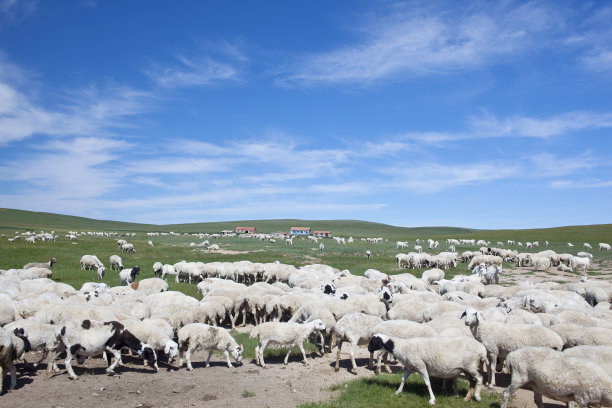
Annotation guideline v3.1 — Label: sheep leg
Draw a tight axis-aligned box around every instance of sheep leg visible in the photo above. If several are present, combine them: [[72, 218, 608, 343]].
[[501, 379, 524, 408], [205, 350, 214, 368], [395, 368, 413, 394], [452, 376, 459, 397], [334, 339, 342, 372], [64, 351, 78, 380], [223, 350, 233, 368], [284, 348, 292, 365], [318, 332, 325, 355], [259, 341, 267, 367], [105, 348, 122, 375], [185, 347, 194, 371], [229, 312, 237, 329], [254, 345, 260, 366], [487, 353, 497, 388], [299, 343, 308, 365], [419, 369, 436, 406], [349, 343, 358, 374], [533, 392, 545, 408]]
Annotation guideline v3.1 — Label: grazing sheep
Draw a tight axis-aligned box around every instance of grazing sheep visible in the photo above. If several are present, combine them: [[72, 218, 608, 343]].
[[23, 257, 57, 269], [368, 334, 487, 405], [461, 307, 563, 388], [501, 347, 612, 408], [334, 313, 383, 374], [365, 250, 371, 259], [208, 244, 219, 251], [569, 256, 590, 273], [178, 323, 243, 370], [48, 319, 157, 380], [110, 255, 124, 271], [319, 243, 324, 252], [250, 319, 325, 367], [599, 242, 611, 251], [148, 240, 153, 247], [80, 254, 103, 271], [119, 266, 140, 286], [121, 243, 135, 253]]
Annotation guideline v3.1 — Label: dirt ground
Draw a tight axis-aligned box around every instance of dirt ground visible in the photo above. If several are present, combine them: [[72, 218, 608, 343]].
[[2, 261, 610, 408]]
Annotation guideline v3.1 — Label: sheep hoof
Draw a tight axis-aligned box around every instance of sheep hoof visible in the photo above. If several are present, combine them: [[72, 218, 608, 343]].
[[106, 370, 115, 376], [334, 367, 340, 372], [70, 375, 79, 380], [350, 369, 358, 375], [186, 367, 193, 371], [395, 390, 401, 395], [429, 399, 436, 405]]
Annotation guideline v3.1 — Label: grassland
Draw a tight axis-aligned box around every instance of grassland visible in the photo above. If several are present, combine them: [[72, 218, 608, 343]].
[[1, 208, 610, 407]]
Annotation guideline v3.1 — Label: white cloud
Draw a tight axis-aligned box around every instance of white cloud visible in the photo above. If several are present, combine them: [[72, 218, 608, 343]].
[[549, 179, 612, 189], [527, 153, 600, 177], [278, 2, 559, 86]]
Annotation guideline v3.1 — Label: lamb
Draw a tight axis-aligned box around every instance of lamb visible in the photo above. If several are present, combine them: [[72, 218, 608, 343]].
[[482, 265, 501, 284], [583, 242, 592, 249], [334, 313, 383, 374], [80, 254, 103, 271], [250, 319, 325, 367], [461, 307, 563, 388], [119, 266, 140, 286], [47, 319, 157, 379], [177, 323, 243, 370], [501, 347, 612, 408], [599, 242, 611, 251], [110, 255, 124, 271], [569, 256, 590, 273], [23, 257, 57, 269], [367, 334, 487, 405]]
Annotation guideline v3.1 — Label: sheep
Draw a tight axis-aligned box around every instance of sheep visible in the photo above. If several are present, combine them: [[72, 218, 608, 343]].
[[119, 266, 140, 286], [583, 242, 592, 249], [4, 319, 59, 370], [208, 244, 219, 251], [369, 320, 437, 375], [565, 327, 612, 348], [319, 242, 324, 252], [23, 257, 57, 269], [148, 240, 154, 247], [501, 347, 612, 408], [367, 334, 487, 405], [121, 242, 135, 253], [569, 256, 590, 273], [334, 313, 383, 374], [47, 319, 157, 379], [110, 255, 124, 271], [130, 277, 168, 294], [482, 265, 501, 284], [177, 323, 243, 370], [599, 242, 611, 251], [422, 268, 444, 285], [122, 318, 178, 362], [250, 319, 325, 367], [461, 307, 563, 388], [585, 285, 611, 306], [80, 254, 103, 270], [0, 327, 17, 394], [563, 345, 612, 377], [365, 250, 371, 259]]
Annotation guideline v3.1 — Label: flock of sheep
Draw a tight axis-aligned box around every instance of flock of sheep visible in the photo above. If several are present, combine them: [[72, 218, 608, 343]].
[[1, 231, 612, 408]]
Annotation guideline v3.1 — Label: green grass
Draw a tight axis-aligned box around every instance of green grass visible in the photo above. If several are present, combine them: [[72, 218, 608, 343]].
[[242, 389, 256, 398], [300, 374, 500, 408]]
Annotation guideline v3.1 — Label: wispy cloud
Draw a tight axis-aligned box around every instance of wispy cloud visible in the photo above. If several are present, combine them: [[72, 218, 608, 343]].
[[278, 1, 560, 86], [0, 62, 155, 144], [550, 179, 612, 189], [400, 111, 612, 143], [0, 0, 37, 24], [527, 153, 600, 177], [144, 42, 247, 89]]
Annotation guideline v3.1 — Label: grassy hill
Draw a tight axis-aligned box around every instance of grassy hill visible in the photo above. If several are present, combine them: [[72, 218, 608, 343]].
[[1, 207, 610, 242]]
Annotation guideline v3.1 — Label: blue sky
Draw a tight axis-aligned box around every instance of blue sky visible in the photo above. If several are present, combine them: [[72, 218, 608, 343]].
[[0, 0, 611, 229]]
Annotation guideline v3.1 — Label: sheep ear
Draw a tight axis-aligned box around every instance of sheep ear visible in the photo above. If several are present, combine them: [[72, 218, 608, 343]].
[[164, 342, 171, 355], [459, 311, 466, 319]]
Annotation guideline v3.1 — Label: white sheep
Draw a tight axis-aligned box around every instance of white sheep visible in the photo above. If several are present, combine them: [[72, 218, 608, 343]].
[[461, 307, 563, 388], [569, 256, 590, 273], [129, 277, 168, 294], [422, 268, 444, 285], [4, 319, 59, 370], [23, 257, 57, 269], [178, 323, 243, 369], [110, 255, 124, 271], [368, 334, 487, 405], [121, 242, 135, 253], [122, 318, 178, 362], [250, 319, 325, 367], [369, 320, 437, 375], [119, 266, 140, 286], [501, 347, 612, 408], [563, 345, 612, 377], [334, 313, 383, 374], [599, 242, 611, 251], [0, 327, 17, 394]]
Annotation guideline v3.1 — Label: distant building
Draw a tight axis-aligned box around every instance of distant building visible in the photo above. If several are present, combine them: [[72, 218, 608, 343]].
[[313, 230, 332, 238], [236, 227, 256, 234], [290, 227, 311, 235], [221, 230, 234, 236]]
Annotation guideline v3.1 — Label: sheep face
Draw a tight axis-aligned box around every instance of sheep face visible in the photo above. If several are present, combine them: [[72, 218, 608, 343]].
[[231, 344, 244, 363], [367, 333, 393, 353], [312, 319, 326, 332], [164, 340, 179, 359], [461, 308, 482, 326], [138, 343, 158, 371]]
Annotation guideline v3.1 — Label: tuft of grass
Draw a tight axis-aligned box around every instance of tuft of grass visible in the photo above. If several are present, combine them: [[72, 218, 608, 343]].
[[242, 389, 256, 398], [300, 374, 500, 408]]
